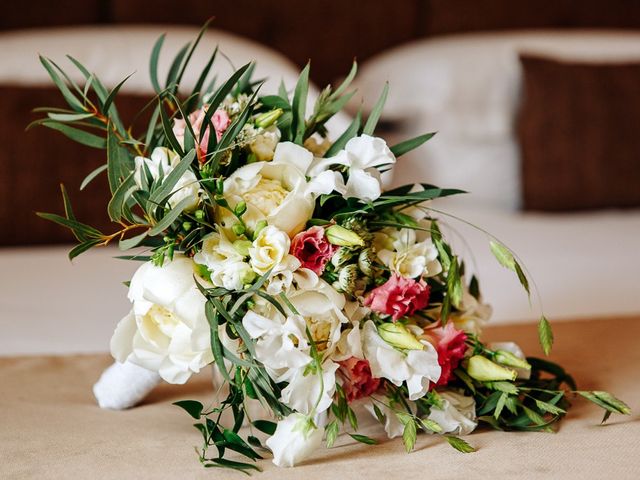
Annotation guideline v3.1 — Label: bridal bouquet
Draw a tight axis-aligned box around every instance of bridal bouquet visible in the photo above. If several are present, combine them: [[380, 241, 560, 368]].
[[35, 25, 629, 473]]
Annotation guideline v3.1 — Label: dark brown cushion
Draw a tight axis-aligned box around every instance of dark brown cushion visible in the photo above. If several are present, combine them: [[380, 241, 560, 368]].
[[518, 54, 640, 211]]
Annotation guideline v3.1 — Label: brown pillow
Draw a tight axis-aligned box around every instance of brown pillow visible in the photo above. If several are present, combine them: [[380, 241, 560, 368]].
[[518, 54, 640, 211]]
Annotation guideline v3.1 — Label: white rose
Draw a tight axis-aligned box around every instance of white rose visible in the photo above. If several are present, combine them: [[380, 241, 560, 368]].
[[110, 256, 212, 384], [427, 390, 478, 436], [309, 134, 396, 202], [249, 225, 291, 275], [362, 320, 441, 400], [218, 143, 317, 237], [266, 413, 324, 467], [134, 147, 200, 211]]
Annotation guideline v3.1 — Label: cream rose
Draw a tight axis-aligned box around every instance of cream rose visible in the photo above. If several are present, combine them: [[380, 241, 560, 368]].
[[249, 225, 291, 275], [217, 143, 316, 237], [110, 256, 212, 384]]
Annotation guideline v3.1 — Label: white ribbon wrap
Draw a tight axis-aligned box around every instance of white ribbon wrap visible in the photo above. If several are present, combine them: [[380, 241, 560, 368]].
[[93, 361, 162, 410]]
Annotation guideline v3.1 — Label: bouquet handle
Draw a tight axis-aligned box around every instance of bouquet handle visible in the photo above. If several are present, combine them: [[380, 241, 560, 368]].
[[93, 361, 161, 410]]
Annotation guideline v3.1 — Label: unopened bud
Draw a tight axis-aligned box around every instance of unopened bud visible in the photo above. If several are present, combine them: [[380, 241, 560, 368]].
[[378, 322, 424, 351], [494, 350, 531, 370], [234, 200, 247, 216], [326, 225, 364, 247], [233, 239, 252, 257], [467, 355, 517, 382], [232, 223, 246, 236], [194, 209, 205, 221], [255, 108, 284, 128]]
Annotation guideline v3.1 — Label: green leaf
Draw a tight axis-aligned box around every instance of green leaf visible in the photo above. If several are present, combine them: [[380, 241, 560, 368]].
[[148, 149, 196, 207], [187, 46, 218, 112], [260, 95, 291, 111], [101, 72, 134, 114], [372, 404, 386, 424], [80, 164, 108, 190], [47, 112, 95, 122], [37, 212, 102, 239], [165, 42, 190, 90], [291, 63, 310, 144], [68, 239, 102, 260], [494, 393, 507, 419], [401, 417, 417, 453], [107, 172, 136, 222], [148, 196, 193, 236], [325, 420, 340, 448], [40, 121, 106, 149], [418, 418, 443, 433], [172, 400, 203, 419], [523, 406, 546, 425], [324, 110, 362, 157], [446, 436, 476, 453], [205, 458, 261, 474], [390, 132, 436, 157], [486, 381, 519, 395], [514, 261, 530, 297], [349, 433, 377, 445], [331, 61, 358, 98], [538, 315, 554, 356], [39, 56, 84, 111], [578, 391, 631, 416], [159, 100, 185, 156], [106, 126, 132, 193], [149, 33, 166, 93], [362, 82, 389, 135], [59, 183, 84, 241], [173, 18, 212, 92], [119, 231, 148, 250]]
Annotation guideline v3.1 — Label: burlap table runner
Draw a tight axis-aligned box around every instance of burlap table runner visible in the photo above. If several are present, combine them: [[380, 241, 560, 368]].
[[1, 316, 638, 479]]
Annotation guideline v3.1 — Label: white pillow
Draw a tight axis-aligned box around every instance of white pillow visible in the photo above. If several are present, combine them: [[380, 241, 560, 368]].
[[355, 30, 640, 210], [0, 25, 350, 134]]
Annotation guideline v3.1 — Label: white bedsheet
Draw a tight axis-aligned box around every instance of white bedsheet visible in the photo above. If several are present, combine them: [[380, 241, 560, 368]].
[[1, 206, 638, 356]]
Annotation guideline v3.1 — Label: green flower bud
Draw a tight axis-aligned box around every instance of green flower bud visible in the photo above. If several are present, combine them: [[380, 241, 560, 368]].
[[255, 108, 284, 128], [377, 323, 424, 350], [326, 225, 364, 247], [182, 221, 192, 232], [232, 223, 246, 236], [234, 200, 247, 216], [253, 219, 268, 238], [467, 355, 517, 382], [494, 350, 531, 370], [233, 239, 252, 257], [194, 209, 205, 221], [214, 177, 224, 195]]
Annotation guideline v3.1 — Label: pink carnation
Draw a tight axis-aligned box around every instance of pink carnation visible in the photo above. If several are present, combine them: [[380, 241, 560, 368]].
[[338, 357, 381, 403], [429, 323, 468, 386], [364, 274, 430, 321], [290, 226, 338, 275]]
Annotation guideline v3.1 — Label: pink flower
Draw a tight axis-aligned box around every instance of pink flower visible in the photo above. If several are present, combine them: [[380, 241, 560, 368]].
[[338, 357, 381, 403], [290, 226, 338, 275], [364, 274, 430, 321], [173, 107, 231, 162], [428, 323, 467, 386]]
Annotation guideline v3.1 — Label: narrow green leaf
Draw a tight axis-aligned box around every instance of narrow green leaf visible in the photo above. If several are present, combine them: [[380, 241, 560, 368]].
[[172, 400, 203, 419], [324, 110, 361, 157], [148, 196, 192, 236], [173, 19, 213, 91], [118, 231, 148, 250], [349, 433, 377, 445], [535, 399, 566, 416], [101, 72, 134, 114], [252, 420, 277, 436], [331, 61, 358, 99], [291, 63, 310, 144], [494, 393, 507, 419], [401, 417, 417, 453], [47, 112, 95, 122], [40, 121, 106, 149], [165, 42, 190, 90], [148, 149, 196, 206], [158, 100, 185, 156], [446, 436, 476, 453], [39, 56, 84, 111], [107, 172, 136, 222], [390, 132, 436, 157], [418, 418, 443, 433], [149, 33, 166, 93], [538, 315, 554, 356], [362, 82, 389, 135], [37, 212, 102, 239], [68, 239, 102, 260], [80, 164, 108, 190]]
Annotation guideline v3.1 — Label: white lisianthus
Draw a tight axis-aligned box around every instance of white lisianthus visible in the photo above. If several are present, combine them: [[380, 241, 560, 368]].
[[249, 225, 291, 275], [309, 134, 396, 202], [427, 390, 478, 435], [264, 256, 304, 295], [362, 320, 441, 400], [110, 256, 212, 384], [134, 147, 200, 211], [266, 413, 325, 467], [242, 311, 311, 375], [280, 360, 339, 415], [219, 141, 334, 238]]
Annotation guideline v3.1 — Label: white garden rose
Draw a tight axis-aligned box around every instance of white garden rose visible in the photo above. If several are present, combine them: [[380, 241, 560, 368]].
[[266, 412, 325, 467], [110, 256, 212, 384], [134, 147, 200, 211], [218, 143, 317, 237], [376, 228, 442, 279], [362, 320, 441, 400], [426, 390, 478, 436]]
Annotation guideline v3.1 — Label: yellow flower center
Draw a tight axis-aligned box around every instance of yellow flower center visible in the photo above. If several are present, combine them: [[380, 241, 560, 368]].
[[242, 178, 289, 216]]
